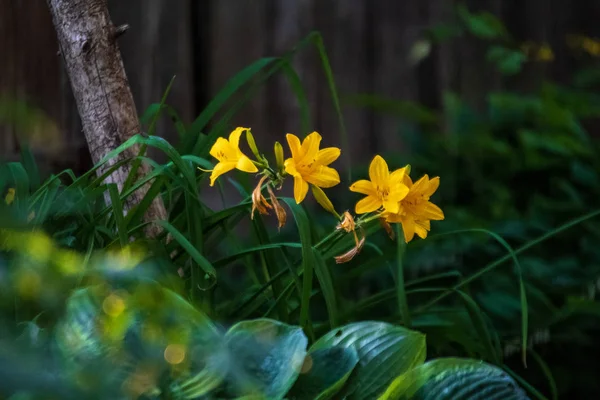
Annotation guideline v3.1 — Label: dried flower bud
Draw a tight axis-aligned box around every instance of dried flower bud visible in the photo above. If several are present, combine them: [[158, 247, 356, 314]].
[[267, 185, 287, 230], [336, 211, 356, 233], [334, 235, 366, 264], [380, 217, 395, 240], [251, 175, 272, 218]]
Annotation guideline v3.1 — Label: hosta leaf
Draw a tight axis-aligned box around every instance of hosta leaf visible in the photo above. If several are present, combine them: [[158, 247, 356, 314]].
[[222, 318, 308, 399], [288, 346, 359, 400], [125, 284, 227, 399], [380, 358, 530, 400], [55, 287, 119, 362], [56, 284, 228, 399], [310, 321, 426, 399]]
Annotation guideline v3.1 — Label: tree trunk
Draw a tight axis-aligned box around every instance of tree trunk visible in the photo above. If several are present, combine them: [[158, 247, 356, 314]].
[[46, 0, 167, 237]]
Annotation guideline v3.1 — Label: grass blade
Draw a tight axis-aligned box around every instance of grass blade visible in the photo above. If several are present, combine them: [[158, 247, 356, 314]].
[[153, 220, 216, 284], [417, 228, 529, 366], [107, 183, 128, 247], [182, 57, 276, 153], [283, 198, 315, 340], [312, 248, 339, 329]]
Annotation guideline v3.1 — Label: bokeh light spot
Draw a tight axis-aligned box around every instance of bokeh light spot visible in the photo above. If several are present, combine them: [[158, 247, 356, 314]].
[[102, 293, 126, 317], [164, 344, 186, 365]]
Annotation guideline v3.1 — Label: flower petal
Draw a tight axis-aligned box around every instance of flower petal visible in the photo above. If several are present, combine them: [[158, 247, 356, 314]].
[[316, 147, 341, 166], [414, 221, 429, 239], [411, 174, 430, 195], [301, 131, 322, 161], [369, 155, 390, 188], [305, 166, 340, 188], [228, 127, 248, 149], [401, 219, 416, 243], [293, 175, 309, 204], [403, 173, 413, 187], [423, 176, 440, 197], [422, 202, 444, 220], [382, 198, 401, 214], [388, 183, 410, 203], [417, 219, 431, 231], [355, 195, 381, 214], [384, 212, 402, 224], [349, 180, 376, 195], [210, 138, 236, 161], [389, 167, 408, 186], [286, 133, 303, 161], [236, 155, 259, 173], [284, 158, 300, 177], [209, 161, 237, 186]]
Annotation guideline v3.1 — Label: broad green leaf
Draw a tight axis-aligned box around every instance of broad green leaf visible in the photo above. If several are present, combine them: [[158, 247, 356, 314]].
[[379, 358, 530, 400], [311, 321, 426, 399], [288, 345, 359, 400], [457, 5, 508, 40], [222, 318, 308, 399], [55, 287, 117, 362], [486, 46, 526, 76]]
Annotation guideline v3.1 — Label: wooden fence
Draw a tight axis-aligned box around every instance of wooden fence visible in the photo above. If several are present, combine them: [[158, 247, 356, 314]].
[[1, 0, 598, 174]]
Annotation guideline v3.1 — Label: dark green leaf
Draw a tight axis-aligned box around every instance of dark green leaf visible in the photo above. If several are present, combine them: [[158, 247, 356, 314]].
[[222, 319, 308, 399], [288, 346, 359, 400], [381, 358, 530, 400], [311, 321, 426, 399]]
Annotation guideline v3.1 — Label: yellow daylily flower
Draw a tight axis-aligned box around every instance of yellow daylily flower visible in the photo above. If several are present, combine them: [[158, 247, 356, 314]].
[[284, 132, 341, 204], [384, 174, 444, 242], [349, 155, 409, 214], [207, 127, 258, 186]]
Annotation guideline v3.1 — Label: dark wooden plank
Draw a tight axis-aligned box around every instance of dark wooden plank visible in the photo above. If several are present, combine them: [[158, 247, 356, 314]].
[[108, 0, 195, 145]]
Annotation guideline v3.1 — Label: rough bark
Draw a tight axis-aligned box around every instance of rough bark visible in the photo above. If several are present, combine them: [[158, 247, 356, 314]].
[[46, 0, 167, 237]]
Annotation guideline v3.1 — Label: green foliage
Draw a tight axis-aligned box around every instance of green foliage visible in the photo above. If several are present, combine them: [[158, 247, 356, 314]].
[[4, 23, 593, 398], [456, 4, 508, 40], [486, 46, 527, 76], [381, 358, 529, 400], [339, 7, 600, 397], [0, 235, 530, 398]]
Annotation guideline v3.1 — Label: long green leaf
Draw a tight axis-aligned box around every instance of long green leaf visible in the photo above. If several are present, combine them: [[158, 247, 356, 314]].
[[284, 198, 315, 339], [419, 228, 528, 365], [183, 57, 276, 153], [313, 248, 339, 329], [107, 183, 128, 247], [153, 220, 216, 284]]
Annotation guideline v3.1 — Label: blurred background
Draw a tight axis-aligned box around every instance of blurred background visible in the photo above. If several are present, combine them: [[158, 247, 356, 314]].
[[4, 1, 600, 398], [3, 0, 600, 172]]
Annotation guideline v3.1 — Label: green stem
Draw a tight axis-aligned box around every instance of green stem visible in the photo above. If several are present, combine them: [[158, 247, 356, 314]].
[[395, 224, 411, 327], [314, 229, 342, 249]]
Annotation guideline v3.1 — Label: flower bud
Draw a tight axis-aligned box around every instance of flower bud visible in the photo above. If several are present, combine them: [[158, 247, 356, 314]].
[[245, 129, 261, 160], [274, 141, 284, 171], [311, 185, 339, 218]]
